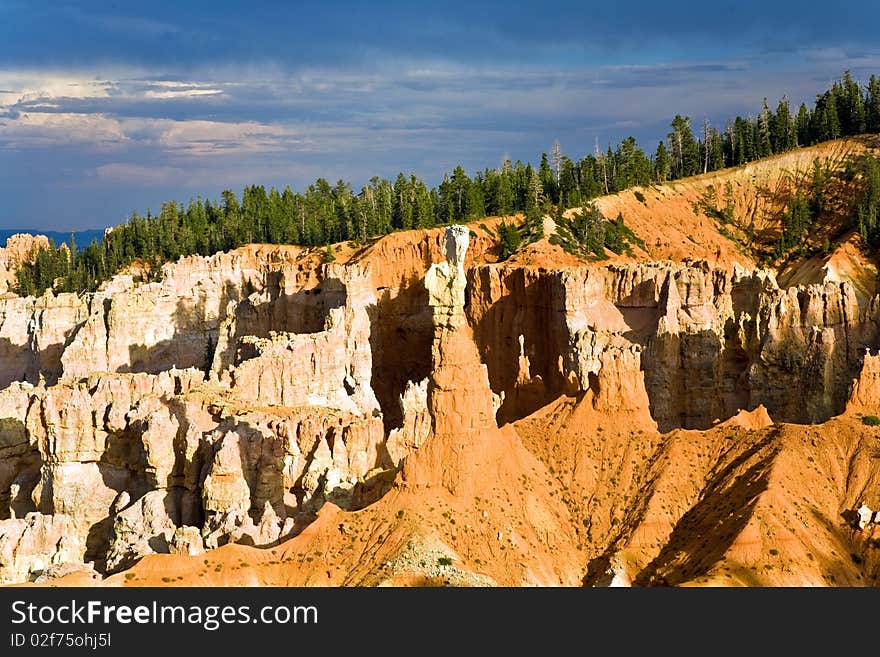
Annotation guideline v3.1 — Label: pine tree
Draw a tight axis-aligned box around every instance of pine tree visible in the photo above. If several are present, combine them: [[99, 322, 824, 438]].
[[551, 140, 563, 184], [653, 141, 671, 182], [796, 103, 811, 146], [392, 173, 414, 230], [710, 128, 725, 171], [413, 178, 434, 228], [497, 159, 514, 215], [68, 232, 77, 282], [841, 70, 866, 134], [818, 88, 842, 141], [539, 153, 557, 204], [774, 97, 795, 151], [857, 156, 880, 245], [559, 157, 582, 209], [497, 221, 522, 260], [668, 115, 700, 178], [466, 176, 485, 220], [866, 75, 880, 133]]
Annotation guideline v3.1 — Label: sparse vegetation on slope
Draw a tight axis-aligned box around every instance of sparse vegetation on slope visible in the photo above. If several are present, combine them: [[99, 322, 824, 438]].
[[551, 203, 643, 260]]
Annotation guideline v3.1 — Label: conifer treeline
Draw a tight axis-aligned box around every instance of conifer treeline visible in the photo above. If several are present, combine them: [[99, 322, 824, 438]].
[[15, 71, 880, 296]]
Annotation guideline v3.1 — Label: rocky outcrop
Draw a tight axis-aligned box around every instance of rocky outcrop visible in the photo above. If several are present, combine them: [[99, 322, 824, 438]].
[[169, 526, 204, 556], [426, 225, 470, 329], [0, 292, 88, 388], [4, 215, 880, 585], [0, 362, 388, 575], [214, 264, 379, 416], [0, 268, 389, 577], [60, 251, 263, 380], [424, 227, 497, 444], [201, 409, 386, 533], [0, 244, 402, 581], [392, 226, 583, 583], [386, 379, 431, 466], [467, 259, 880, 431], [0, 512, 84, 584], [847, 351, 880, 411], [0, 234, 50, 295], [105, 490, 177, 573]]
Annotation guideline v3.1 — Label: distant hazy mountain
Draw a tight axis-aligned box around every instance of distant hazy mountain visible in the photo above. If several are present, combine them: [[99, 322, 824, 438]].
[[0, 229, 106, 249]]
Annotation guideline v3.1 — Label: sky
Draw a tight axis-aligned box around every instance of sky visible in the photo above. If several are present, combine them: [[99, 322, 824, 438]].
[[1, 1, 879, 231]]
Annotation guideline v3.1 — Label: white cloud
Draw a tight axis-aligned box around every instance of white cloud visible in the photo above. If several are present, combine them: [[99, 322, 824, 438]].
[[0, 72, 116, 106], [0, 108, 303, 157], [0, 71, 231, 107], [0, 111, 128, 148], [154, 119, 302, 155], [148, 80, 220, 88], [1, 54, 878, 175], [143, 88, 223, 99]]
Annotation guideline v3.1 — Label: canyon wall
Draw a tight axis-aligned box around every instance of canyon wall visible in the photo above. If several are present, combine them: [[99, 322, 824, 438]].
[[0, 247, 391, 583], [2, 226, 880, 584], [468, 261, 880, 431]]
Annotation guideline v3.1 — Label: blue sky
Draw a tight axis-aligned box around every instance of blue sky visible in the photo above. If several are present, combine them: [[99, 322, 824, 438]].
[[1, 1, 879, 231]]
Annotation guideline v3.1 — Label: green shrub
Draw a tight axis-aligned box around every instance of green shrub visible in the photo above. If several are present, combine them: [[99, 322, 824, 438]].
[[437, 557, 453, 566], [862, 415, 880, 426], [555, 204, 643, 260], [497, 221, 522, 260]]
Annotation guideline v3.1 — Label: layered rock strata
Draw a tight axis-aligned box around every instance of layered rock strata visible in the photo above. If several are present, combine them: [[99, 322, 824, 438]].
[[2, 222, 880, 584], [0, 252, 389, 583], [468, 261, 878, 431]]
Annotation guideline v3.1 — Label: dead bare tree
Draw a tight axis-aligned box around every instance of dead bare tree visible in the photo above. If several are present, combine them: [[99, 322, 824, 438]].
[[551, 140, 563, 183], [703, 117, 711, 174]]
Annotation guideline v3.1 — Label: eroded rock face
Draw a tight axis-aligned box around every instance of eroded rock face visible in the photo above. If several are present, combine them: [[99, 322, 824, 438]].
[[0, 234, 50, 295], [0, 249, 393, 581], [0, 292, 89, 388], [468, 260, 880, 431], [3, 220, 880, 584], [0, 512, 85, 584], [216, 264, 379, 416], [847, 352, 880, 411], [386, 379, 430, 466], [105, 490, 177, 573], [426, 225, 497, 440], [60, 250, 266, 380], [169, 526, 204, 556]]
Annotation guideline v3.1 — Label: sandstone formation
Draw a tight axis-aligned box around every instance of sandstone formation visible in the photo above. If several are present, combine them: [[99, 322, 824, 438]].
[[468, 260, 877, 432], [0, 246, 391, 582], [0, 512, 84, 584], [0, 234, 50, 296], [2, 140, 880, 586]]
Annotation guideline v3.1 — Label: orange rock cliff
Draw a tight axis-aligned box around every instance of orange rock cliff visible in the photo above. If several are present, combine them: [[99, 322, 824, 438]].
[[2, 140, 880, 587]]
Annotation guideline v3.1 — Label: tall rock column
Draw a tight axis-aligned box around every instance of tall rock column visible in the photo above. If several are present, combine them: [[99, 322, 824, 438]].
[[405, 226, 498, 494], [398, 226, 582, 585], [424, 225, 496, 439]]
